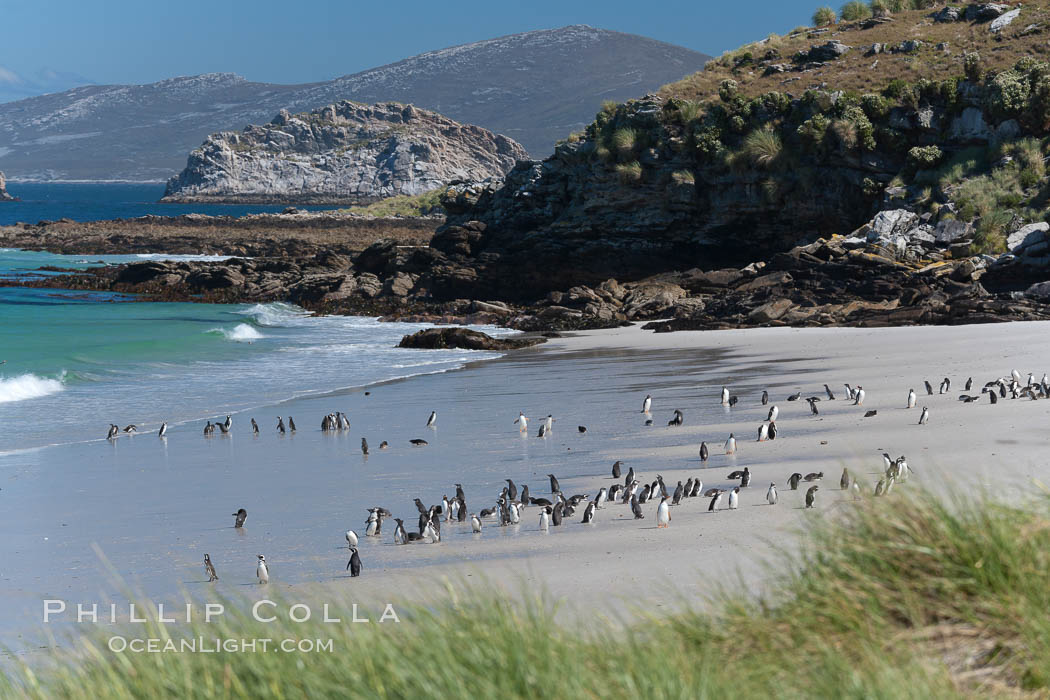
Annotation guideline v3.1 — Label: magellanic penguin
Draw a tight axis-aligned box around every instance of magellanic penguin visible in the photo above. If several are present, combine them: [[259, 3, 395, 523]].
[[672, 481, 683, 505], [107, 424, 119, 440], [548, 473, 560, 493], [788, 473, 802, 490], [668, 409, 683, 427], [787, 392, 801, 402], [288, 416, 296, 432], [843, 383, 855, 401], [471, 513, 482, 533], [361, 438, 369, 455], [918, 406, 930, 425], [724, 433, 736, 455], [690, 479, 703, 498], [123, 424, 137, 434], [204, 554, 219, 582], [805, 485, 819, 508], [768, 422, 778, 440], [612, 460, 623, 479], [700, 442, 709, 462], [965, 377, 973, 391], [232, 508, 247, 528], [251, 418, 259, 434], [807, 398, 819, 415], [924, 380, 934, 395], [907, 388, 916, 409], [824, 384, 836, 400], [346, 548, 361, 577], [728, 486, 740, 510], [365, 510, 379, 537], [276, 417, 286, 434], [642, 394, 652, 414], [426, 411, 436, 428], [766, 482, 778, 505], [656, 497, 671, 528], [256, 555, 269, 584], [345, 529, 358, 548], [582, 500, 596, 524], [393, 518, 408, 545], [596, 486, 609, 508], [630, 494, 644, 520]]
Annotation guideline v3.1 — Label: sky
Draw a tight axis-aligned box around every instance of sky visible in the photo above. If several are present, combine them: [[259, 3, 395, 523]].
[[0, 0, 814, 94]]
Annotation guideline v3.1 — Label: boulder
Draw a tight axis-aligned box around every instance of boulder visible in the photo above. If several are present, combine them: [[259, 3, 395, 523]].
[[808, 41, 850, 62], [748, 298, 793, 323], [948, 107, 992, 142], [934, 219, 974, 243], [381, 272, 418, 297], [868, 209, 919, 241], [185, 266, 246, 289], [965, 3, 1008, 22], [1024, 281, 1050, 300], [996, 119, 1021, 141], [933, 6, 961, 22], [397, 327, 545, 350], [1007, 222, 1050, 253], [354, 238, 400, 274], [989, 7, 1020, 31]]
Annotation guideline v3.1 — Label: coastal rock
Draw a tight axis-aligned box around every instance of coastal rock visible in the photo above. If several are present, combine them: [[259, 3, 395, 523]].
[[965, 3, 1008, 22], [932, 6, 961, 22], [1007, 222, 1050, 254], [808, 41, 851, 62], [0, 171, 13, 201], [162, 101, 528, 204], [397, 327, 544, 350], [989, 7, 1020, 30], [948, 107, 992, 142]]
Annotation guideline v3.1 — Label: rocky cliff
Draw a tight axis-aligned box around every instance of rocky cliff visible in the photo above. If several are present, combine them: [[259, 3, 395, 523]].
[[0, 171, 13, 201], [162, 102, 528, 204]]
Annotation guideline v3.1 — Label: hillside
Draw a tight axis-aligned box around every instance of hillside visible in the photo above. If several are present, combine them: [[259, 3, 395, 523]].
[[0, 26, 710, 181], [162, 101, 527, 204]]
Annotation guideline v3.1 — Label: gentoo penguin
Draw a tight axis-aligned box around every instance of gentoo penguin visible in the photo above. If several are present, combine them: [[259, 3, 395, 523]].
[[393, 518, 408, 545], [721, 386, 730, 405], [724, 433, 736, 455], [766, 482, 778, 505], [471, 513, 482, 533], [728, 487, 739, 510], [700, 442, 709, 462], [204, 554, 219, 582], [728, 396, 739, 407], [608, 484, 622, 503], [840, 468, 850, 491], [107, 424, 119, 440], [761, 390, 769, 406], [426, 411, 437, 428], [479, 507, 496, 518], [824, 384, 836, 400], [340, 413, 351, 430], [918, 406, 930, 425], [656, 497, 671, 528], [757, 423, 769, 442], [276, 417, 285, 434], [657, 475, 669, 499], [256, 555, 269, 584], [625, 466, 635, 488], [251, 418, 259, 434], [551, 503, 563, 526], [853, 386, 865, 406], [804, 472, 823, 482], [346, 548, 361, 577], [630, 494, 644, 519], [668, 409, 683, 427], [740, 468, 752, 488], [672, 481, 683, 505], [642, 394, 652, 414], [1012, 369, 1022, 384], [158, 422, 168, 438], [346, 529, 358, 548], [288, 416, 296, 432], [545, 414, 554, 434], [690, 479, 703, 498], [203, 422, 213, 436], [537, 424, 546, 438], [708, 491, 723, 512], [123, 424, 137, 434], [768, 422, 778, 440], [223, 415, 232, 432], [515, 412, 528, 433], [787, 392, 801, 402], [379, 441, 389, 449], [843, 383, 855, 401], [638, 484, 651, 504], [907, 389, 916, 409], [361, 438, 369, 455], [582, 500, 596, 524], [612, 461, 623, 479], [788, 473, 802, 490], [509, 502, 521, 524], [365, 510, 379, 537], [548, 473, 560, 493], [965, 377, 973, 391], [805, 485, 818, 508], [767, 405, 779, 422], [939, 378, 949, 394], [596, 487, 609, 508], [727, 468, 746, 480], [232, 508, 247, 528], [506, 479, 518, 501], [539, 507, 550, 531], [683, 478, 694, 498], [806, 398, 820, 415], [409, 439, 428, 446]]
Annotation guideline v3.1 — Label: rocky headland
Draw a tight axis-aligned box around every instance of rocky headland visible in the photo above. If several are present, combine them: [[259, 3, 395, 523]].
[[0, 171, 14, 201], [161, 101, 528, 204]]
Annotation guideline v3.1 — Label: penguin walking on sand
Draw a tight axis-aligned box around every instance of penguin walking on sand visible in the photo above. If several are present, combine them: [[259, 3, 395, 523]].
[[233, 508, 247, 528], [853, 386, 865, 406], [721, 386, 730, 405], [767, 405, 779, 422], [965, 377, 973, 391], [256, 555, 269, 584], [656, 497, 671, 528], [672, 481, 683, 505], [757, 423, 769, 442], [612, 461, 622, 479], [805, 485, 819, 508], [690, 478, 703, 498], [668, 409, 683, 427], [907, 389, 916, 409], [768, 422, 778, 440], [806, 397, 820, 415], [630, 494, 644, 520], [158, 422, 168, 438], [766, 483, 778, 505], [708, 490, 723, 512], [924, 380, 934, 396], [426, 411, 437, 428], [939, 378, 950, 394], [918, 406, 930, 425], [728, 487, 740, 510], [582, 500, 596, 524], [365, 509, 380, 537], [548, 473, 560, 493], [251, 418, 259, 434], [537, 424, 546, 438], [788, 473, 802, 490], [346, 548, 361, 577], [824, 384, 836, 400], [539, 508, 550, 531], [596, 486, 608, 508], [204, 554, 219, 582], [724, 433, 736, 455], [642, 394, 652, 414], [761, 390, 769, 406]]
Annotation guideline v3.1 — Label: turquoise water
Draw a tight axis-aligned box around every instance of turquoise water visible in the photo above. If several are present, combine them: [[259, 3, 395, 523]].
[[0, 249, 511, 453]]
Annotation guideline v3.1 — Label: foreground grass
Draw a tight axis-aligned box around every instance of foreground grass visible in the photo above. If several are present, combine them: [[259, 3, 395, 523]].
[[7, 492, 1050, 698], [337, 189, 444, 218]]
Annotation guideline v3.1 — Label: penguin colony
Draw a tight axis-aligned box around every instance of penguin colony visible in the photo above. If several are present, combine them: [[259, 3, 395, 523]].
[[100, 367, 1043, 585]]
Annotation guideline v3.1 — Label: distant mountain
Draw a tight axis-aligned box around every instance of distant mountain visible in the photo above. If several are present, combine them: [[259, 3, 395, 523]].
[[0, 26, 709, 182], [0, 66, 94, 104]]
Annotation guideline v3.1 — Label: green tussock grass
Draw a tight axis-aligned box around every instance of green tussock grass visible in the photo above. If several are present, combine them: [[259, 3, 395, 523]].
[[337, 189, 445, 217], [9, 490, 1050, 697]]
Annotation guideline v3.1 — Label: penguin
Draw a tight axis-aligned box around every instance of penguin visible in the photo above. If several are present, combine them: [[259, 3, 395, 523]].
[[804, 472, 823, 482], [724, 433, 736, 455], [393, 518, 408, 545], [288, 416, 296, 432], [608, 484, 622, 503], [409, 439, 428, 446], [864, 410, 878, 418], [788, 473, 802, 490], [509, 502, 521, 524], [806, 398, 819, 415], [683, 478, 694, 498], [690, 479, 703, 498], [515, 412, 528, 433], [365, 510, 379, 537], [757, 423, 769, 442], [907, 388, 916, 409], [740, 468, 751, 488], [471, 513, 482, 533], [232, 508, 247, 528], [204, 554, 218, 582], [656, 497, 671, 528], [668, 409, 684, 427], [505, 479, 518, 501], [656, 475, 669, 499], [379, 441, 389, 449], [551, 503, 563, 526], [596, 487, 608, 508], [728, 396, 739, 407], [805, 485, 818, 508], [989, 391, 998, 405], [537, 424, 546, 438], [843, 383, 854, 401], [123, 424, 137, 434], [965, 377, 973, 391], [203, 421, 213, 436], [250, 417, 259, 434], [645, 419, 654, 426], [630, 494, 644, 520], [426, 411, 436, 428], [766, 482, 778, 505], [924, 380, 934, 395], [361, 438, 369, 455], [721, 386, 730, 405], [612, 460, 622, 479], [548, 473, 560, 493], [853, 387, 865, 406], [708, 491, 723, 512], [158, 422, 168, 438], [1012, 369, 1022, 384], [700, 442, 709, 462], [582, 500, 596, 524], [852, 480, 861, 500], [346, 548, 361, 577], [340, 413, 351, 430], [728, 487, 739, 510], [256, 554, 269, 584], [276, 417, 285, 434], [625, 466, 635, 488], [767, 405, 779, 422], [578, 425, 587, 434], [761, 390, 769, 405], [672, 481, 684, 505], [918, 406, 929, 425], [840, 468, 850, 491], [824, 384, 836, 400], [107, 424, 119, 440], [638, 484, 651, 504], [520, 484, 530, 506], [642, 394, 652, 414], [218, 421, 230, 435], [939, 378, 949, 394], [345, 529, 358, 548], [545, 415, 554, 434], [539, 507, 550, 531], [874, 478, 887, 497], [768, 422, 778, 440], [413, 498, 428, 515]]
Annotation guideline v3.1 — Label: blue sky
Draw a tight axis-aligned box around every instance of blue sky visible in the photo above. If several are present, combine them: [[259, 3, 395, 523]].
[[0, 0, 813, 89]]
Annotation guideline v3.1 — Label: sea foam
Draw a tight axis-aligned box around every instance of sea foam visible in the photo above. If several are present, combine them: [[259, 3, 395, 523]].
[[0, 373, 66, 404], [211, 324, 264, 342]]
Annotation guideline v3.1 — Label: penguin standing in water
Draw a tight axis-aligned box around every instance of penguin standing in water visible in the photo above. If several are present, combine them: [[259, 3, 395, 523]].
[[426, 411, 437, 428], [642, 394, 652, 414], [520, 484, 530, 506], [361, 438, 369, 455], [251, 418, 260, 434], [107, 424, 119, 440], [805, 485, 819, 508], [471, 513, 482, 533], [256, 555, 269, 584], [918, 406, 930, 425], [545, 415, 554, 434], [721, 386, 730, 405], [276, 417, 286, 435], [158, 422, 168, 438], [656, 496, 671, 528], [766, 483, 778, 505], [288, 416, 297, 432], [724, 433, 736, 455], [365, 510, 379, 537], [232, 508, 247, 528], [346, 548, 361, 577], [515, 412, 528, 433], [393, 518, 408, 545], [907, 389, 916, 409], [204, 554, 219, 582], [668, 409, 683, 427], [700, 442, 709, 462]]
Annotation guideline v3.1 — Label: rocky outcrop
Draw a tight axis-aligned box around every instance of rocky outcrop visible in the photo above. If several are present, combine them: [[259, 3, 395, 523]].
[[397, 327, 545, 350], [0, 171, 14, 201], [162, 101, 528, 204]]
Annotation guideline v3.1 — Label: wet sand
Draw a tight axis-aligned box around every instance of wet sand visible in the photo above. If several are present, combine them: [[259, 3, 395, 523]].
[[4, 321, 1050, 647]]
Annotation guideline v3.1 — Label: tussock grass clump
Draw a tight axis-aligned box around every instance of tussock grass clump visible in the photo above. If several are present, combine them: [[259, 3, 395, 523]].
[[813, 5, 837, 26], [840, 0, 872, 21], [614, 160, 643, 184], [9, 492, 1050, 697], [338, 189, 445, 217], [610, 127, 640, 158], [742, 128, 783, 169]]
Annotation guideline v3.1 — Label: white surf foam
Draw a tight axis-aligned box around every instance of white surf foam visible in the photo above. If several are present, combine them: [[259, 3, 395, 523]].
[[0, 373, 66, 404], [235, 302, 311, 327], [210, 324, 264, 342]]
